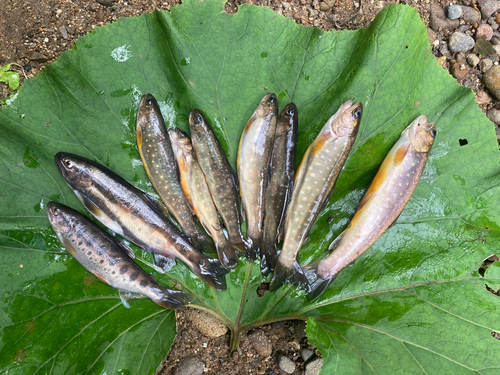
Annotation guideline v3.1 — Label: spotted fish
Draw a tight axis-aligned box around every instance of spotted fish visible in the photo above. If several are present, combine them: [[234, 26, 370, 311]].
[[137, 94, 214, 253], [46, 201, 195, 309], [304, 115, 436, 300], [269, 100, 362, 292]]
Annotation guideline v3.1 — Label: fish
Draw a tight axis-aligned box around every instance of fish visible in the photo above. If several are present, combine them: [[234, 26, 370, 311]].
[[46, 201, 195, 310], [237, 93, 278, 261], [269, 99, 362, 292], [188, 109, 250, 256], [54, 152, 227, 291], [303, 115, 436, 300], [260, 103, 298, 277], [137, 94, 215, 254], [169, 127, 239, 270]]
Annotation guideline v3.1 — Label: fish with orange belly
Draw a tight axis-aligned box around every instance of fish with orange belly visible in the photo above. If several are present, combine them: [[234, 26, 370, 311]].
[[304, 115, 436, 300]]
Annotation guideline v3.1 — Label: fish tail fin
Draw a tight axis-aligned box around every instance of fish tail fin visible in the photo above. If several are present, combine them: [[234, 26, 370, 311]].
[[196, 256, 228, 291], [269, 258, 309, 292], [153, 253, 176, 273], [153, 289, 196, 310], [303, 263, 336, 301], [215, 239, 239, 270], [259, 239, 278, 278]]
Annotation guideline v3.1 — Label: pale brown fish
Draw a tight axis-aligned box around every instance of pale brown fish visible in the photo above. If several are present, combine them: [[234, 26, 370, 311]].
[[304, 115, 436, 300], [169, 128, 239, 270], [269, 100, 362, 292], [237, 93, 278, 261], [137, 94, 214, 253], [260, 103, 298, 277], [54, 152, 227, 291], [46, 201, 195, 310]]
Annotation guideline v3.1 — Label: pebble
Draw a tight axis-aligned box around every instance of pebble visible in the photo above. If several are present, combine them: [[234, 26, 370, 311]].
[[319, 1, 332, 11], [451, 62, 470, 79], [184, 309, 228, 338], [29, 52, 48, 62], [447, 5, 462, 19], [278, 355, 296, 374], [430, 4, 459, 32], [301, 348, 315, 362], [60, 26, 68, 40], [476, 90, 493, 105], [449, 31, 476, 53], [439, 43, 452, 59], [478, 0, 500, 19], [248, 331, 273, 357], [496, 12, 500, 23], [305, 358, 324, 375], [461, 6, 481, 23], [271, 321, 286, 329], [481, 58, 494, 72], [492, 36, 500, 45], [487, 108, 500, 122], [467, 53, 481, 67], [97, 0, 114, 5], [174, 355, 205, 375], [477, 23, 494, 40], [483, 65, 500, 99], [427, 27, 439, 46]]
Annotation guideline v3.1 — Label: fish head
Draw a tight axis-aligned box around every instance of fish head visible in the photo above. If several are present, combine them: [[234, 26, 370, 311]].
[[46, 201, 75, 233], [255, 93, 278, 118], [168, 128, 193, 156], [277, 103, 298, 135], [55, 152, 93, 189], [137, 94, 161, 130], [407, 115, 436, 153], [331, 100, 362, 137], [189, 109, 211, 142]]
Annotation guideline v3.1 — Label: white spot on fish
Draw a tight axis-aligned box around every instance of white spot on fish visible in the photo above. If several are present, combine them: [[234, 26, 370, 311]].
[[111, 45, 132, 62]]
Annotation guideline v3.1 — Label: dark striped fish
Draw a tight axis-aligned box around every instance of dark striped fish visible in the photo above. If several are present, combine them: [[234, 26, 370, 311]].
[[169, 128, 239, 270], [46, 202, 194, 310], [304, 115, 436, 300], [137, 94, 214, 253], [54, 152, 227, 291], [237, 93, 278, 261], [269, 100, 362, 292], [261, 103, 298, 277]]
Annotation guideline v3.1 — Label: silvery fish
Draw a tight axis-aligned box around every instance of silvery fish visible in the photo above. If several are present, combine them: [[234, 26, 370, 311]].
[[169, 128, 239, 270], [304, 115, 436, 300], [237, 93, 278, 260], [189, 110, 250, 255], [46, 202, 194, 310], [54, 152, 227, 291], [260, 103, 298, 277], [269, 100, 362, 292], [137, 94, 214, 253]]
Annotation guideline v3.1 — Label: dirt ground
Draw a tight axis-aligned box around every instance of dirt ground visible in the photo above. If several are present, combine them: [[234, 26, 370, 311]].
[[0, 0, 495, 374]]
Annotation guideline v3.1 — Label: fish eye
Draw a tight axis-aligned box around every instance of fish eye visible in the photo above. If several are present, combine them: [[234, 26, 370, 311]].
[[64, 159, 74, 168], [352, 109, 361, 119], [195, 114, 203, 124], [268, 96, 276, 103], [286, 108, 294, 116], [146, 98, 153, 106], [430, 129, 436, 137], [52, 207, 61, 216]]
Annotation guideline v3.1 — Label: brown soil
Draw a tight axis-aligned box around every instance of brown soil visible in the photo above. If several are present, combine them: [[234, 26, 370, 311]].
[[0, 0, 495, 374]]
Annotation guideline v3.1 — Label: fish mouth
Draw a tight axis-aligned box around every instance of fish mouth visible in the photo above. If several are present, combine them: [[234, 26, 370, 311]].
[[138, 94, 156, 109], [54, 152, 69, 179], [46, 201, 63, 225]]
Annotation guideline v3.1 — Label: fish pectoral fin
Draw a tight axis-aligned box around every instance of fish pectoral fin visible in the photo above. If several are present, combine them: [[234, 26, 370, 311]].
[[115, 240, 136, 259], [93, 271, 110, 285], [118, 289, 135, 309], [61, 237, 78, 257], [153, 253, 176, 272], [75, 191, 125, 236], [142, 192, 170, 217], [328, 229, 345, 251]]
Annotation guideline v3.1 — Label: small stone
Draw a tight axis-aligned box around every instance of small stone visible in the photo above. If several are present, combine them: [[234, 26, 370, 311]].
[[447, 4, 462, 19], [278, 355, 296, 374], [496, 12, 500, 23], [492, 36, 500, 45], [29, 52, 48, 62], [301, 349, 314, 362], [476, 90, 493, 105], [293, 9, 308, 23], [184, 309, 228, 338], [248, 331, 273, 357], [430, 5, 460, 32], [461, 6, 481, 23], [467, 53, 481, 66], [23, 65, 31, 72], [477, 23, 494, 40], [483, 65, 500, 99], [494, 45, 500, 54], [97, 0, 114, 6], [458, 24, 471, 33], [296, 321, 307, 339], [174, 355, 205, 375], [427, 27, 439, 46], [456, 52, 467, 62], [439, 43, 452, 59], [271, 320, 287, 329], [319, 2, 331, 11], [481, 58, 494, 72], [288, 339, 300, 351], [448, 31, 476, 53], [96, 8, 105, 22], [437, 56, 448, 68], [478, 0, 500, 19], [60, 26, 68, 40], [43, 37, 49, 43], [487, 108, 500, 122], [305, 358, 324, 375], [451, 62, 470, 79]]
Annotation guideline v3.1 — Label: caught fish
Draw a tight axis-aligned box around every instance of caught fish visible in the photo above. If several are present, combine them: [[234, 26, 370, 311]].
[[260, 103, 298, 277], [304, 115, 436, 300], [169, 128, 239, 270], [269, 100, 362, 292], [237, 93, 278, 261], [46, 202, 195, 310], [137, 94, 215, 253], [189, 110, 250, 256], [54, 152, 227, 291]]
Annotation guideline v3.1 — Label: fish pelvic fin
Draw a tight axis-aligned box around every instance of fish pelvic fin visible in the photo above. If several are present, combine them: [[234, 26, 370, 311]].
[[303, 263, 336, 301], [259, 240, 278, 279], [269, 258, 309, 292], [196, 256, 228, 291], [153, 253, 177, 273], [153, 289, 196, 310]]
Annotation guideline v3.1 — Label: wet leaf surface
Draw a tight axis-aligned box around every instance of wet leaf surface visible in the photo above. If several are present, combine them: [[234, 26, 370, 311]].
[[1, 1, 500, 373]]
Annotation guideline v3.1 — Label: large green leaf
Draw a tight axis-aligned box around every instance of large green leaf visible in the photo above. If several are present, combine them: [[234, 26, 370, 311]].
[[1, 1, 500, 374]]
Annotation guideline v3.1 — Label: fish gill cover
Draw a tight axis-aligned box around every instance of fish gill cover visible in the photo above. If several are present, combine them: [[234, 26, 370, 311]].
[[1, 1, 500, 374]]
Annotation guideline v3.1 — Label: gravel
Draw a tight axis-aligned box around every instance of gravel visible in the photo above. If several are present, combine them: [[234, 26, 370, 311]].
[[447, 5, 462, 20], [448, 31, 476, 53], [278, 354, 296, 374]]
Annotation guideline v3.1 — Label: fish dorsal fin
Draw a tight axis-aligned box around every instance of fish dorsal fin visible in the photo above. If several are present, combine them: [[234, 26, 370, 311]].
[[142, 192, 170, 217], [115, 239, 136, 259]]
